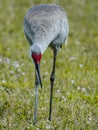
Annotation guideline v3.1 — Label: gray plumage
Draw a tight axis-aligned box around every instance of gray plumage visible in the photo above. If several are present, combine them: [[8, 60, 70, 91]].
[[24, 4, 69, 54], [23, 4, 69, 124]]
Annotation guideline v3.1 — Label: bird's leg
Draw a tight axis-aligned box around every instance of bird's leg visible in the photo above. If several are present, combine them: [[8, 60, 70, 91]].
[[33, 67, 40, 125], [49, 47, 58, 121]]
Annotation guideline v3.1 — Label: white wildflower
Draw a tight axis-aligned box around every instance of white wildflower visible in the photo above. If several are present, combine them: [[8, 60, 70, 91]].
[[4, 58, 10, 64], [69, 57, 76, 61], [66, 92, 70, 95], [62, 96, 67, 102], [82, 87, 86, 92], [45, 72, 48, 75], [43, 60, 46, 64], [71, 79, 75, 84], [88, 117, 92, 121], [10, 70, 14, 74], [21, 72, 25, 76], [79, 64, 84, 68], [2, 80, 6, 83], [46, 124, 53, 129], [57, 89, 60, 93], [77, 86, 81, 90], [13, 61, 20, 68]]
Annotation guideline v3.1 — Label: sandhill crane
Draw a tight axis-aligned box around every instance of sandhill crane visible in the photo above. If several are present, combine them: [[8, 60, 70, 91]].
[[23, 4, 69, 125]]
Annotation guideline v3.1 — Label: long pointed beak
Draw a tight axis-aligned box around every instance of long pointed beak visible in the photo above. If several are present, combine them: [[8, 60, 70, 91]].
[[35, 62, 42, 88]]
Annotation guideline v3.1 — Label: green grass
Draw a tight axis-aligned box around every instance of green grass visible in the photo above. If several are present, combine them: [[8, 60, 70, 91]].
[[0, 0, 98, 129]]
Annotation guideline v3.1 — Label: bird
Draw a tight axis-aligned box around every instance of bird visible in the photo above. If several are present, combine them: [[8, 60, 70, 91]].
[[23, 4, 69, 125]]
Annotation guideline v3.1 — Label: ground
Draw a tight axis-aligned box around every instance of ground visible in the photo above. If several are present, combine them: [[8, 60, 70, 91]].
[[0, 0, 98, 129]]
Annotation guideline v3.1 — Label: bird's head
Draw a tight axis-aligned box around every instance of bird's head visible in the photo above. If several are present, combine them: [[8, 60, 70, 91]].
[[30, 44, 42, 88]]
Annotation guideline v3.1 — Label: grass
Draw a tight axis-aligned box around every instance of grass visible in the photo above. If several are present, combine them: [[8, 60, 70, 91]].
[[0, 0, 98, 129]]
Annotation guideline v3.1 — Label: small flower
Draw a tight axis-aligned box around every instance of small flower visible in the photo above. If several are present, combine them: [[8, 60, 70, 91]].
[[3, 58, 10, 64], [46, 124, 53, 129], [21, 72, 25, 76], [62, 96, 67, 102], [57, 89, 60, 93], [45, 72, 48, 75], [66, 92, 70, 95], [71, 79, 75, 84], [82, 87, 86, 92], [88, 117, 92, 121], [79, 64, 84, 68], [69, 57, 76, 61], [13, 61, 20, 68], [43, 60, 46, 64], [77, 86, 81, 90], [10, 70, 14, 74], [2, 80, 6, 83], [6, 58, 10, 64]]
